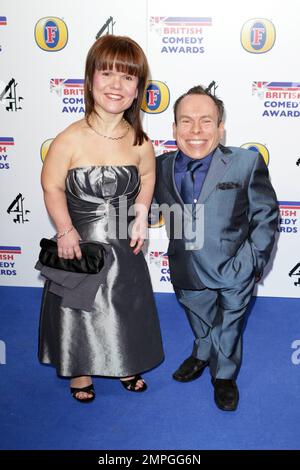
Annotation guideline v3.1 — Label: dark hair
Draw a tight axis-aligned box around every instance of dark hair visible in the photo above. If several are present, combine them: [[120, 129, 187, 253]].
[[173, 85, 224, 125], [84, 35, 149, 146]]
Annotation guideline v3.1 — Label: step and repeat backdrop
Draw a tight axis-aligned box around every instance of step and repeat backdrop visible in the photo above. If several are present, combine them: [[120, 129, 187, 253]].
[[0, 0, 299, 297]]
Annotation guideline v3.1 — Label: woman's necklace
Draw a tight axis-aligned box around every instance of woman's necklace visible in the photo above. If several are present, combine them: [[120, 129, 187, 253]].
[[88, 118, 130, 141]]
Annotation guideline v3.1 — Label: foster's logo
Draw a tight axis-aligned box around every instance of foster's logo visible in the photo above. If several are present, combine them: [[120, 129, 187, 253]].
[[141, 81, 170, 114], [241, 18, 275, 53], [240, 142, 269, 166], [35, 17, 68, 51]]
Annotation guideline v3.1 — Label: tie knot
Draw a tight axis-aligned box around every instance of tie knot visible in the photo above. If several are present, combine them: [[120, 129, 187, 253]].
[[187, 159, 203, 173]]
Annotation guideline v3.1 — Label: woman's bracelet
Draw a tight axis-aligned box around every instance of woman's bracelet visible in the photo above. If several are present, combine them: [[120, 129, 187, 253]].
[[56, 226, 74, 239]]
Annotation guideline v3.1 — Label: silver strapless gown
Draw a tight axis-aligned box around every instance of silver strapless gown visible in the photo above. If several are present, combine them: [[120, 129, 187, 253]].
[[38, 166, 164, 377]]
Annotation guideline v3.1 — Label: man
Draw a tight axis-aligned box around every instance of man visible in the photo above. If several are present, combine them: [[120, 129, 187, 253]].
[[154, 85, 278, 411]]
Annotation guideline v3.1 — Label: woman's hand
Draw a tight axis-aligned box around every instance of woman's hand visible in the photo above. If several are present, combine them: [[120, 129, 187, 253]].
[[130, 217, 148, 255], [57, 228, 82, 259]]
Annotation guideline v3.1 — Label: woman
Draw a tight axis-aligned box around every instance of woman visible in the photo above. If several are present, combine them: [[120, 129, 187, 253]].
[[38, 35, 164, 402]]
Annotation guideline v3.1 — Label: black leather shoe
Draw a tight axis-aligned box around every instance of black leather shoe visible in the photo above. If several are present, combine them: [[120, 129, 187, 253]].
[[212, 378, 239, 411], [173, 356, 208, 382]]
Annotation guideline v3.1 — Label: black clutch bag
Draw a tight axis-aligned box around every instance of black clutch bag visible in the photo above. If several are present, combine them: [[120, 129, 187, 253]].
[[38, 238, 105, 274]]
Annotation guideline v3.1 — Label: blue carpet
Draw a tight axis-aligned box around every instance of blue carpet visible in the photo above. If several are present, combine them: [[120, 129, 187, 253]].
[[0, 286, 299, 450]]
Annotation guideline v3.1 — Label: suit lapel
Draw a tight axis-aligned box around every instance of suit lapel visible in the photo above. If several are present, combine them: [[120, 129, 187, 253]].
[[160, 146, 234, 205], [161, 150, 185, 205], [198, 146, 234, 204]]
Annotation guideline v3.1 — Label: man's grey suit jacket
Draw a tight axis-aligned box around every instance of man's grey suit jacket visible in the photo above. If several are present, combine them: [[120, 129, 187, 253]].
[[154, 145, 279, 291]]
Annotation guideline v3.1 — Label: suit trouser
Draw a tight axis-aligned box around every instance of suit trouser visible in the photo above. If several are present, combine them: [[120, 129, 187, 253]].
[[175, 278, 255, 379]]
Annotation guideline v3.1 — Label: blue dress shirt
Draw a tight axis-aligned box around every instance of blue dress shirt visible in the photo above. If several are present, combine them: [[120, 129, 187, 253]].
[[174, 150, 214, 203]]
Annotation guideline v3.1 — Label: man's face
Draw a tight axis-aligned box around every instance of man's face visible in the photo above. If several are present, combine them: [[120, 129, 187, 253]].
[[173, 94, 224, 159]]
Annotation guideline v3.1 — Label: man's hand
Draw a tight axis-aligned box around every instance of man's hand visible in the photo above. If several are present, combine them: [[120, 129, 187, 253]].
[[254, 272, 262, 283]]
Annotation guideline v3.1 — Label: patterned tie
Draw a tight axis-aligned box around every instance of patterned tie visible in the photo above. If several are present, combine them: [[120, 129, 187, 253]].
[[180, 159, 203, 205]]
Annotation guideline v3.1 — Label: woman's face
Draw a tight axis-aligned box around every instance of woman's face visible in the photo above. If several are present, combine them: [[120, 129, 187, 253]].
[[92, 66, 139, 115]]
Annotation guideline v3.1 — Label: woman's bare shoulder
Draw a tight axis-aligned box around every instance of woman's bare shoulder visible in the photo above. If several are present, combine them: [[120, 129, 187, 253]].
[[139, 135, 155, 158], [48, 119, 87, 156], [56, 118, 87, 142]]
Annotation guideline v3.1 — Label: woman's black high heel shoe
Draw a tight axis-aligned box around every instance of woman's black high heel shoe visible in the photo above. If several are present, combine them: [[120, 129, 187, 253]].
[[120, 375, 147, 392], [70, 384, 95, 403]]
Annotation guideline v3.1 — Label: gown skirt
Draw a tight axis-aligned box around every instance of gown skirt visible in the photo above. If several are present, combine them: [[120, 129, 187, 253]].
[[38, 165, 164, 377]]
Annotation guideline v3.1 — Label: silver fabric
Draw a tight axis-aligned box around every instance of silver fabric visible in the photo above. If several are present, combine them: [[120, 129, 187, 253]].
[[38, 166, 164, 377]]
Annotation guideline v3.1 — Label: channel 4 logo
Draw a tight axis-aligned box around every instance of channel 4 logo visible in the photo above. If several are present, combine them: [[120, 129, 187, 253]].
[[35, 17, 68, 51], [241, 18, 276, 53]]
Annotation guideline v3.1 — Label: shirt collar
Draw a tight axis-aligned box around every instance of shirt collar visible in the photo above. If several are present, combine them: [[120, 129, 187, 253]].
[[175, 149, 215, 171]]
